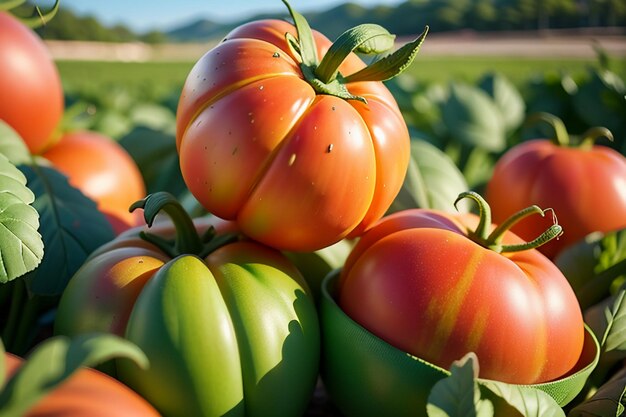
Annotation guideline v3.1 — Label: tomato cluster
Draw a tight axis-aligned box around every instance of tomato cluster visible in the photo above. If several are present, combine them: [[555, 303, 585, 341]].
[[2, 1, 624, 416]]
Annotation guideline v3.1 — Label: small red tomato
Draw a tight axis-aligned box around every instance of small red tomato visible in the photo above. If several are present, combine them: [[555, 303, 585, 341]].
[[338, 192, 585, 385], [0, 11, 64, 154], [486, 113, 626, 259], [42, 130, 146, 234], [5, 353, 161, 417]]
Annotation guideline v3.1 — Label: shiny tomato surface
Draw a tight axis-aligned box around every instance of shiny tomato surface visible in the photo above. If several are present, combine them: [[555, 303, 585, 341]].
[[5, 353, 160, 416], [0, 11, 64, 154], [43, 130, 146, 234], [338, 208, 585, 384], [176, 19, 410, 251], [486, 139, 626, 258]]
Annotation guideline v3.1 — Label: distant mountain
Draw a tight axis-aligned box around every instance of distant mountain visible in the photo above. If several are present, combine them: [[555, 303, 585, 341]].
[[26, 0, 626, 44], [166, 19, 232, 42]]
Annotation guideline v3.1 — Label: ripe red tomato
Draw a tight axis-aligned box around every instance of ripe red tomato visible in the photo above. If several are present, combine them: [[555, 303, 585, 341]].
[[486, 117, 626, 259], [176, 16, 412, 251], [4, 353, 160, 417], [0, 11, 64, 155], [42, 131, 146, 234], [338, 194, 585, 385]]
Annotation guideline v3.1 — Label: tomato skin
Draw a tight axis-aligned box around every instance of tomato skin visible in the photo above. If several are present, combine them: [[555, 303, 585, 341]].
[[55, 217, 320, 417], [486, 139, 626, 259], [338, 209, 585, 385], [176, 19, 410, 251], [4, 353, 161, 417], [42, 131, 146, 234], [0, 11, 63, 154]]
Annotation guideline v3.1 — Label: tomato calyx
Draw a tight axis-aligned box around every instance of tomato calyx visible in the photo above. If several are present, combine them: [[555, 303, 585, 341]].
[[1, 0, 60, 28], [454, 191, 563, 253], [282, 0, 428, 103], [526, 112, 614, 150], [130, 192, 239, 259]]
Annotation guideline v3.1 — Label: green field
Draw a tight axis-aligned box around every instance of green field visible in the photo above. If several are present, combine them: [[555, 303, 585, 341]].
[[56, 56, 626, 98]]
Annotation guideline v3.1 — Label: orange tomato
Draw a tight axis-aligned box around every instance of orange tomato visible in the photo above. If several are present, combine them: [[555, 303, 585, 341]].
[[5, 353, 161, 416], [176, 19, 410, 251], [0, 11, 64, 154], [43, 131, 146, 234]]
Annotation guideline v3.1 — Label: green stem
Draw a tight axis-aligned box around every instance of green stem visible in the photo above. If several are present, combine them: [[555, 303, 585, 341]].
[[15, 0, 60, 28], [130, 192, 203, 257], [454, 191, 563, 253], [525, 112, 571, 147], [130, 192, 239, 259], [579, 126, 614, 150], [282, 0, 427, 101]]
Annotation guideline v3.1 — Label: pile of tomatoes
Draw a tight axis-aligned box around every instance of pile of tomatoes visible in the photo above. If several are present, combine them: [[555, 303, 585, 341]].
[[1, 1, 625, 416]]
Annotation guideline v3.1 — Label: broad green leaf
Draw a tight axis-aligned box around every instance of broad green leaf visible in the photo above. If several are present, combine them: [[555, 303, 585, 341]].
[[568, 367, 626, 417], [389, 138, 469, 214], [119, 126, 187, 198], [0, 121, 30, 166], [18, 164, 115, 295], [441, 83, 506, 152], [0, 333, 148, 417], [478, 72, 526, 135], [427, 353, 494, 417], [573, 69, 626, 149], [0, 155, 43, 283], [480, 381, 565, 417]]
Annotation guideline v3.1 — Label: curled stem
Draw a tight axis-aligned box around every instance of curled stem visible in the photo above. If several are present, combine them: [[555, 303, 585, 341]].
[[455, 191, 563, 254], [130, 192, 238, 258]]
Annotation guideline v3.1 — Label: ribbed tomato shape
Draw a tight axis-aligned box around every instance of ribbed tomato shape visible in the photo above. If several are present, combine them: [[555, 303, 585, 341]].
[[176, 19, 410, 251]]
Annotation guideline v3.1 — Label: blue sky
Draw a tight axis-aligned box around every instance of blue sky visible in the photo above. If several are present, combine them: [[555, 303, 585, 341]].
[[37, 0, 404, 32]]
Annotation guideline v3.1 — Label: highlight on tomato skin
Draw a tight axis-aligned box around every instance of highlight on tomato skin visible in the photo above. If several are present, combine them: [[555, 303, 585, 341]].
[[4, 353, 161, 417], [486, 114, 626, 259], [337, 194, 586, 385], [42, 130, 147, 235], [0, 11, 64, 155], [175, 3, 428, 252]]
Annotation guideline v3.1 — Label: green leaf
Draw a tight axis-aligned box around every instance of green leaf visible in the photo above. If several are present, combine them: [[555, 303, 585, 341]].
[[343, 26, 428, 83], [427, 353, 494, 417], [18, 164, 115, 295], [478, 72, 526, 135], [314, 23, 395, 83], [585, 290, 626, 362], [0, 333, 148, 417], [573, 69, 626, 149], [568, 367, 626, 417], [389, 138, 469, 213], [0, 155, 43, 283], [480, 381, 565, 417], [118, 126, 187, 198], [129, 102, 176, 132], [441, 83, 507, 152], [0, 121, 31, 166]]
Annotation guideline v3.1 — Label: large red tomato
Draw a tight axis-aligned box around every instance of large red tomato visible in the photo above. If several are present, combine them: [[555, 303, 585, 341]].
[[5, 353, 160, 416], [42, 130, 146, 234], [0, 11, 64, 155], [338, 192, 585, 385], [486, 115, 626, 259], [176, 7, 423, 251]]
